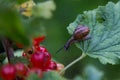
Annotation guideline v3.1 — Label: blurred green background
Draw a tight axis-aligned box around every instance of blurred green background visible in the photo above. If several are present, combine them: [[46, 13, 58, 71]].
[[0, 0, 119, 80], [42, 0, 120, 80]]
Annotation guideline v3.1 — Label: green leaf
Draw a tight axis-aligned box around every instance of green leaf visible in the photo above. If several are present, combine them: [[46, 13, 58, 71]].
[[10, 56, 29, 65], [26, 71, 66, 80], [42, 71, 66, 80], [3, 50, 24, 64], [7, 50, 29, 64], [0, 53, 6, 62], [0, 0, 54, 46], [73, 76, 84, 80], [26, 73, 41, 80], [0, 0, 15, 6], [84, 65, 104, 80], [24, 18, 46, 37], [0, 4, 30, 46], [0, 0, 27, 5], [73, 65, 104, 80], [33, 0, 45, 3], [67, 1, 120, 64], [16, 0, 27, 4]]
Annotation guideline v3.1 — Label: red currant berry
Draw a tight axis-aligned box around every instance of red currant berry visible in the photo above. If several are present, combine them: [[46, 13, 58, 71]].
[[41, 52, 51, 71], [34, 46, 48, 52], [40, 46, 48, 52], [44, 52, 51, 61], [30, 52, 50, 69], [0, 64, 16, 80], [33, 36, 45, 46], [15, 63, 28, 77], [45, 61, 57, 70], [22, 52, 27, 57], [56, 63, 64, 72]]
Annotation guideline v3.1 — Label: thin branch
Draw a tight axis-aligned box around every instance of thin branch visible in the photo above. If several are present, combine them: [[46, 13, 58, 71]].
[[59, 53, 86, 74], [1, 37, 14, 63]]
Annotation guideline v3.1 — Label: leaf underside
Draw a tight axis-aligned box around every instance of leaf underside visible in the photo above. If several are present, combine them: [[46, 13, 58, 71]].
[[67, 1, 120, 64]]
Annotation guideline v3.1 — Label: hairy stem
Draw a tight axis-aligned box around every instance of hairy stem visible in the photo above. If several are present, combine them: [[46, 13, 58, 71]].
[[59, 53, 86, 74], [1, 37, 14, 63]]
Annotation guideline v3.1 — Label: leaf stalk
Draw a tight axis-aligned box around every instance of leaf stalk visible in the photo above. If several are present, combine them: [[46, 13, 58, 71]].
[[59, 53, 86, 74]]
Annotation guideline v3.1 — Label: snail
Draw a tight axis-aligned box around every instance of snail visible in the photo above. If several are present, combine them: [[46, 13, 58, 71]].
[[56, 25, 90, 53]]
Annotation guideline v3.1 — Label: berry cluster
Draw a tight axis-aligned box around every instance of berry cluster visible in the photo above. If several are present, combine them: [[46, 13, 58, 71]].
[[0, 63, 27, 80], [0, 36, 64, 80], [24, 36, 58, 71]]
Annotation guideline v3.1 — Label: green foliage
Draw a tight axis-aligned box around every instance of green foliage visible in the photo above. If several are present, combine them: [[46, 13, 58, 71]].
[[26, 73, 41, 80], [67, 1, 120, 64], [32, 0, 56, 19], [16, 0, 27, 4], [24, 18, 46, 37], [10, 56, 29, 64], [74, 76, 83, 80], [83, 65, 104, 80], [0, 3, 30, 46], [3, 50, 30, 64], [42, 71, 66, 80], [33, 0, 46, 3], [0, 0, 55, 47], [26, 71, 66, 80], [1, 0, 120, 79], [73, 65, 104, 80], [0, 53, 6, 67], [10, 50, 29, 64], [0, 53, 6, 62], [0, 0, 27, 5]]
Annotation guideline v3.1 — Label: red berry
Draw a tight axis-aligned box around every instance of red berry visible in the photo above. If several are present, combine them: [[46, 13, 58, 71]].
[[44, 52, 51, 61], [0, 64, 16, 80], [33, 36, 45, 46], [22, 52, 27, 57], [27, 68, 43, 78], [40, 46, 48, 52], [15, 63, 28, 77], [56, 63, 64, 72], [30, 52, 44, 68], [45, 61, 57, 70], [30, 52, 50, 69], [40, 52, 51, 71], [34, 46, 48, 52]]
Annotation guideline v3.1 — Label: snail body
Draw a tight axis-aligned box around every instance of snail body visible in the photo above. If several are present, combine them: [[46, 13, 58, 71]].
[[64, 25, 90, 50]]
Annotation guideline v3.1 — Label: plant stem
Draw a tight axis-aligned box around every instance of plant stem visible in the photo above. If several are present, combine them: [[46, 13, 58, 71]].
[[59, 53, 86, 74], [1, 37, 14, 63]]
